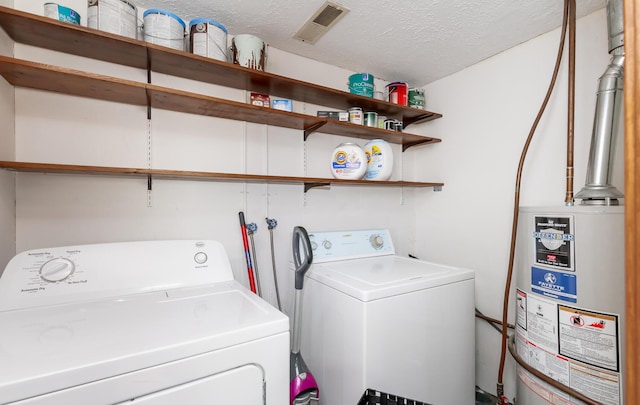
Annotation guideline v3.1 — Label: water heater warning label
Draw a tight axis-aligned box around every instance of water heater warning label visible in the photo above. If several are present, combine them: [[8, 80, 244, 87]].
[[515, 292, 622, 404], [533, 216, 574, 271], [558, 305, 620, 372]]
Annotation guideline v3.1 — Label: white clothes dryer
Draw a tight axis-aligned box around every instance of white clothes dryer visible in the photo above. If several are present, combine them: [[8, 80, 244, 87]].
[[0, 240, 289, 405], [298, 229, 475, 405]]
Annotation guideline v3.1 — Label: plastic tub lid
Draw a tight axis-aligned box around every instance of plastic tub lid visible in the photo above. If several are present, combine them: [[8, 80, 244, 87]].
[[189, 18, 228, 34], [143, 9, 186, 29]]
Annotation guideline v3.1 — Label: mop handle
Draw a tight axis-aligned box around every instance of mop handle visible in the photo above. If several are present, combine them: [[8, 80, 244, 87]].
[[239, 212, 257, 293]]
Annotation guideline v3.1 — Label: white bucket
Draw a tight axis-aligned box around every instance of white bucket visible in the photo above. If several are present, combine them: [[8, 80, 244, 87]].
[[331, 143, 367, 180], [87, 0, 138, 39], [189, 18, 228, 61], [143, 9, 186, 51], [231, 34, 266, 71], [364, 139, 393, 181]]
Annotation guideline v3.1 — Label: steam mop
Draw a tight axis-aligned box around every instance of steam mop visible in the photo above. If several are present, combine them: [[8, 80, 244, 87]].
[[290, 226, 319, 405]]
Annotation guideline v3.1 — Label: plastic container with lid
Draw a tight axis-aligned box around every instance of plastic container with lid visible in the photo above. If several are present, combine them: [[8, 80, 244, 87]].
[[364, 139, 393, 181], [143, 9, 186, 51], [331, 143, 367, 180]]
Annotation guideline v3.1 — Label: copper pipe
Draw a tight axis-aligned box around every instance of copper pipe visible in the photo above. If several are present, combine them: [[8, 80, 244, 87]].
[[496, 0, 570, 400], [475, 310, 515, 330], [566, 0, 576, 205]]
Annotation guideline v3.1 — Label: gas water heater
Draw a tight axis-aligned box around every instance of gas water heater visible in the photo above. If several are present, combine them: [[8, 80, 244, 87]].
[[515, 206, 624, 404]]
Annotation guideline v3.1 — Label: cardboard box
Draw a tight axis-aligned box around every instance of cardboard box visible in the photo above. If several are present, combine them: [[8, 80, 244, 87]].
[[272, 99, 293, 111], [248, 92, 270, 107], [317, 110, 349, 121]]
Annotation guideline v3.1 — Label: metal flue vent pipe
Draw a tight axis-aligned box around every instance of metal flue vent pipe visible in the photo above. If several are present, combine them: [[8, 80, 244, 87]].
[[575, 0, 625, 205]]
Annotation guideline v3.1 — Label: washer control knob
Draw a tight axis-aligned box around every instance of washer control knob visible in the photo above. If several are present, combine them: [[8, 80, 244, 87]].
[[323, 240, 332, 250], [311, 241, 318, 251], [194, 252, 208, 264], [370, 235, 384, 249], [40, 258, 75, 282]]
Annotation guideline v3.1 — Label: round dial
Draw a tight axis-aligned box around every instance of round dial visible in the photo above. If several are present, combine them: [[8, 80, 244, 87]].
[[39, 258, 75, 282], [370, 235, 384, 249], [194, 252, 208, 264], [311, 241, 318, 251], [322, 240, 332, 250]]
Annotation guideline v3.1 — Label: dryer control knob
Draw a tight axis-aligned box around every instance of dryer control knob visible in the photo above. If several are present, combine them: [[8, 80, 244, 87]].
[[370, 235, 384, 249], [40, 258, 75, 282], [322, 240, 332, 250], [194, 252, 208, 264], [311, 241, 318, 251]]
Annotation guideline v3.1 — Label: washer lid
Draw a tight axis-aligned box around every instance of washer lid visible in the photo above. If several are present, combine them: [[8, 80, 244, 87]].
[[0, 280, 288, 403], [307, 256, 474, 301]]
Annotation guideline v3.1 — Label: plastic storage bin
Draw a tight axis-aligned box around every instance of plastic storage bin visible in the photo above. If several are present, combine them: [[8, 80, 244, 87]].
[[357, 389, 431, 405]]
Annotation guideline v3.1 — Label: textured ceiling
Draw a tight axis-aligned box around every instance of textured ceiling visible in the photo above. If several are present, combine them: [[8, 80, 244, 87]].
[[135, 0, 606, 87]]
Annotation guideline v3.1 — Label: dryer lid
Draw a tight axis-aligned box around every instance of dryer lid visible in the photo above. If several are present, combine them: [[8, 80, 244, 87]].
[[0, 280, 288, 403], [307, 255, 474, 301]]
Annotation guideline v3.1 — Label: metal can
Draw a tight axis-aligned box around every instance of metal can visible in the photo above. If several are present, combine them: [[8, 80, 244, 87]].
[[394, 121, 404, 132], [364, 111, 378, 127], [408, 88, 425, 109], [377, 116, 387, 129], [348, 107, 363, 125], [44, 3, 81, 25], [87, 0, 138, 39], [386, 82, 408, 106], [384, 119, 396, 131]]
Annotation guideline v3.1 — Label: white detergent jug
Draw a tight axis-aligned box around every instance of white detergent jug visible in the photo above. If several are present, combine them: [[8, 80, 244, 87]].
[[364, 139, 393, 181], [331, 143, 367, 180]]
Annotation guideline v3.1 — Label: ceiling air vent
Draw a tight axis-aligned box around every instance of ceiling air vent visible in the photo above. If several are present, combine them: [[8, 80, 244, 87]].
[[293, 1, 350, 44]]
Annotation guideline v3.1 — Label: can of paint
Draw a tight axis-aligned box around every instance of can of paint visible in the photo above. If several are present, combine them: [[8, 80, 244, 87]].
[[143, 9, 186, 51], [364, 111, 378, 127], [408, 88, 425, 109], [384, 119, 396, 131], [348, 73, 375, 98], [364, 139, 393, 181], [231, 34, 267, 71], [376, 116, 387, 129], [87, 0, 138, 39], [386, 81, 408, 106], [331, 143, 367, 180], [348, 107, 363, 125], [189, 18, 228, 61], [44, 3, 81, 25]]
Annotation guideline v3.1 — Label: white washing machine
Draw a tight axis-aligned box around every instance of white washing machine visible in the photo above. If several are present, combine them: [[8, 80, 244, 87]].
[[298, 229, 475, 405], [0, 240, 289, 404]]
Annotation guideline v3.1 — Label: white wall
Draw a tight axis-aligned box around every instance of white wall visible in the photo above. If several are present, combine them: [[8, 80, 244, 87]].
[[0, 0, 16, 274], [412, 8, 617, 400]]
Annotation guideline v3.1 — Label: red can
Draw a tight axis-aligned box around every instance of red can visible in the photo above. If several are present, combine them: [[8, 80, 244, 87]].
[[386, 82, 408, 106]]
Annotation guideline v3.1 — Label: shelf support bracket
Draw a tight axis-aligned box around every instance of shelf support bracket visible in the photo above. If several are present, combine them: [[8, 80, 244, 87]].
[[147, 175, 153, 191], [304, 182, 330, 192], [402, 112, 440, 128], [303, 121, 329, 141], [433, 185, 443, 192]]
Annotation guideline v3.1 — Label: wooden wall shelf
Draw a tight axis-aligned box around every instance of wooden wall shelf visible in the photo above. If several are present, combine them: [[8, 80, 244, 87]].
[[0, 6, 442, 127], [0, 162, 444, 192], [0, 56, 442, 149]]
